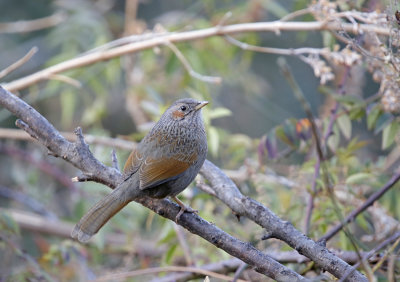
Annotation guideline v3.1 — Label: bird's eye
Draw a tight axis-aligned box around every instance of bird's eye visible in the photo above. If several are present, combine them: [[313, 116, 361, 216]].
[[180, 105, 187, 111]]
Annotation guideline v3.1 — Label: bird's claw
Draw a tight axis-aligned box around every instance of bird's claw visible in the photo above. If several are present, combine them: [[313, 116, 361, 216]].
[[175, 205, 198, 222]]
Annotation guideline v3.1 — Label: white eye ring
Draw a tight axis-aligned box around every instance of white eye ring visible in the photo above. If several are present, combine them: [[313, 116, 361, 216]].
[[180, 105, 187, 111]]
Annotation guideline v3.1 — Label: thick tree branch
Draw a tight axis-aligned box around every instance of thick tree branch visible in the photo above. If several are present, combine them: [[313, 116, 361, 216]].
[[0, 85, 307, 281]]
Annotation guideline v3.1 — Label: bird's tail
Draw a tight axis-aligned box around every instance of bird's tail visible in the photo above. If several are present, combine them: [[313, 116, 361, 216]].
[[71, 181, 132, 242]]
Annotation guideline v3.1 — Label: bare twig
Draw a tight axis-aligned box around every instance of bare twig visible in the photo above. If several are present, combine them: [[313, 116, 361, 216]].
[[163, 41, 222, 84], [111, 149, 120, 171], [371, 237, 400, 273], [0, 143, 76, 190], [0, 128, 136, 150], [339, 231, 400, 282], [153, 258, 242, 282], [303, 157, 320, 235], [0, 11, 67, 34], [225, 35, 327, 56], [47, 74, 82, 88], [232, 262, 248, 282], [0, 47, 38, 79], [0, 185, 57, 219], [94, 265, 248, 282], [173, 225, 194, 266], [0, 233, 51, 280], [217, 11, 233, 27], [2, 208, 165, 253], [280, 8, 313, 21], [2, 20, 391, 92], [3, 207, 72, 238]]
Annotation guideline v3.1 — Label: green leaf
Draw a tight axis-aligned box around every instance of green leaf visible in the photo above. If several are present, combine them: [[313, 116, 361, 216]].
[[208, 126, 219, 157], [327, 125, 340, 152], [164, 244, 178, 264], [208, 107, 232, 120], [348, 108, 365, 120], [330, 93, 364, 105], [366, 104, 382, 130], [337, 114, 352, 140], [347, 138, 368, 152], [322, 31, 335, 48], [382, 121, 400, 150], [60, 89, 76, 128], [275, 124, 295, 148], [262, 1, 289, 17], [356, 213, 371, 232], [0, 213, 20, 235], [345, 172, 373, 184], [374, 113, 394, 134]]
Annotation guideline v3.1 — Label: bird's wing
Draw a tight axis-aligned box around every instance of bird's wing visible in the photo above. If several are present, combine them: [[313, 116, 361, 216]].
[[123, 148, 142, 175], [138, 152, 197, 190], [123, 146, 198, 190]]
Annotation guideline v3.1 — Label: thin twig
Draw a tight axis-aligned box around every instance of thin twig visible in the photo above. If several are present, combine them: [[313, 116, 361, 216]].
[[0, 233, 53, 281], [94, 265, 248, 282], [0, 47, 38, 79], [111, 149, 120, 171], [0, 144, 76, 190], [302, 157, 320, 235], [163, 41, 222, 84], [371, 236, 400, 273], [47, 74, 82, 88], [0, 128, 136, 150], [232, 262, 248, 282], [280, 8, 313, 21], [0, 11, 67, 34], [217, 11, 233, 27], [173, 225, 194, 266], [1, 208, 165, 251], [339, 231, 400, 282], [0, 185, 57, 219], [225, 35, 328, 56]]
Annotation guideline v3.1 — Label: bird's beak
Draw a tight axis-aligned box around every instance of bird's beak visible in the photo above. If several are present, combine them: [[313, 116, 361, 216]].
[[194, 101, 209, 110]]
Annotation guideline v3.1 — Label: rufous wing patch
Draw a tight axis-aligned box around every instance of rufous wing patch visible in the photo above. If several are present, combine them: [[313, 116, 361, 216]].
[[123, 148, 142, 174], [139, 157, 193, 190]]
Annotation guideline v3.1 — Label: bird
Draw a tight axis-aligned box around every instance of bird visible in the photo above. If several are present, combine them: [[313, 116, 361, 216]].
[[71, 98, 208, 242]]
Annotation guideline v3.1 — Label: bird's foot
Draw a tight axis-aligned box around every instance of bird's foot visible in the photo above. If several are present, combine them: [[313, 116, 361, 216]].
[[172, 196, 198, 222]]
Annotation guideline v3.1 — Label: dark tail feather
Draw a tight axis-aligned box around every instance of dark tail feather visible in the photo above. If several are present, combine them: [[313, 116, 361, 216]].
[[71, 184, 131, 242]]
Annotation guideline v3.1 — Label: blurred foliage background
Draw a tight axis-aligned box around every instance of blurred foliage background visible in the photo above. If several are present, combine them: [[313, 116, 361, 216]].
[[1, 0, 400, 281]]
